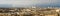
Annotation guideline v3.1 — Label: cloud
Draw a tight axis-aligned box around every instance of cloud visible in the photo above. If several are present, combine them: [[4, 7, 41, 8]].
[[0, 0, 59, 7], [0, 0, 58, 4]]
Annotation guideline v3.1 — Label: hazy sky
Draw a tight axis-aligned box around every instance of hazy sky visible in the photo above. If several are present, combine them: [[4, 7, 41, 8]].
[[0, 0, 59, 7]]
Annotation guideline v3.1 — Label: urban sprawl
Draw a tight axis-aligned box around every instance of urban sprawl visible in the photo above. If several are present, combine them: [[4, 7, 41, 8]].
[[0, 7, 60, 16]]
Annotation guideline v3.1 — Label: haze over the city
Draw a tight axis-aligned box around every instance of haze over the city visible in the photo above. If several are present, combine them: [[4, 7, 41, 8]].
[[0, 0, 60, 8]]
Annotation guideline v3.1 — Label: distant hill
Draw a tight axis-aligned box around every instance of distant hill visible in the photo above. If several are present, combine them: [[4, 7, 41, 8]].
[[0, 3, 60, 8], [0, 4, 12, 8], [35, 3, 60, 8]]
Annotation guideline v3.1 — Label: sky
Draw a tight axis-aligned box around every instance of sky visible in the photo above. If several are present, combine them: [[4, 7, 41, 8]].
[[0, 0, 60, 8]]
